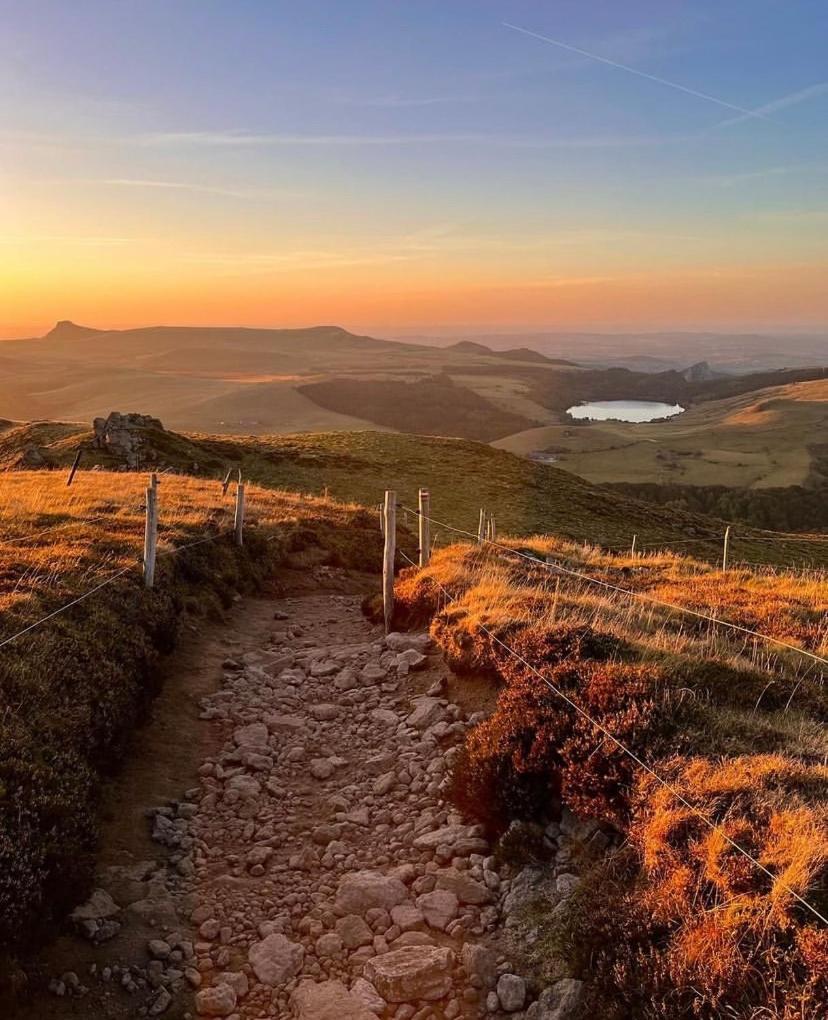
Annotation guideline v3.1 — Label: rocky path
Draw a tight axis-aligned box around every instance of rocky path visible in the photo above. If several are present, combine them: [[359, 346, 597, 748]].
[[12, 568, 586, 1020]]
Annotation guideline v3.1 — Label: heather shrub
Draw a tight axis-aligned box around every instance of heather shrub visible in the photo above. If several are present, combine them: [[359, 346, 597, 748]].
[[448, 655, 665, 832]]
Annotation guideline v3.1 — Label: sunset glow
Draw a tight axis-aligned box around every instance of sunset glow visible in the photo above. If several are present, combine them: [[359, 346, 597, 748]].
[[1, 0, 826, 336]]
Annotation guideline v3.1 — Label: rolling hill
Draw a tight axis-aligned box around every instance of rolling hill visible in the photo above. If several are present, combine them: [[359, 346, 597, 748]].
[[2, 321, 823, 446]]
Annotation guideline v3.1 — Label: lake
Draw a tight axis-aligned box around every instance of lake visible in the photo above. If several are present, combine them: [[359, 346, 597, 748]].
[[567, 400, 685, 423]]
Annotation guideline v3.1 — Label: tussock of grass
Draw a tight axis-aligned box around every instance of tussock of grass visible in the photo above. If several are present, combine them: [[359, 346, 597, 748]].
[[0, 471, 381, 950], [396, 537, 828, 1017]]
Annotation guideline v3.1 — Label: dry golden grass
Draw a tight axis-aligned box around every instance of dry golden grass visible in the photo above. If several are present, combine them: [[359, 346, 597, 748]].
[[396, 536, 828, 1017]]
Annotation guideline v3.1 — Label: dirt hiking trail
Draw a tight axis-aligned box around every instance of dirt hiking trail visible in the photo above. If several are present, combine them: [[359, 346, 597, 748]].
[[7, 565, 586, 1020]]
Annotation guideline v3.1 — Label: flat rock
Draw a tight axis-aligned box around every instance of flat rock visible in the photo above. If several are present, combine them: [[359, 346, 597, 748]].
[[412, 824, 488, 856], [290, 979, 379, 1019], [435, 868, 491, 905], [336, 870, 408, 914], [195, 982, 237, 1017], [406, 697, 444, 731], [336, 914, 374, 949], [363, 945, 454, 1003], [350, 977, 386, 1015], [248, 933, 304, 986], [70, 889, 120, 922], [385, 633, 431, 653], [233, 722, 269, 748], [415, 889, 458, 931]]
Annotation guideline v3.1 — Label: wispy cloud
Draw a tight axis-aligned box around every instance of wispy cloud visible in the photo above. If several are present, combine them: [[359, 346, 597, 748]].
[[99, 178, 299, 200], [693, 164, 806, 187], [714, 82, 828, 129], [136, 129, 684, 150], [502, 22, 768, 120]]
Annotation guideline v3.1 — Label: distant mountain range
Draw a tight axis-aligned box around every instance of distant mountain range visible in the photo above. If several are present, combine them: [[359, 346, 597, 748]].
[[395, 330, 827, 373]]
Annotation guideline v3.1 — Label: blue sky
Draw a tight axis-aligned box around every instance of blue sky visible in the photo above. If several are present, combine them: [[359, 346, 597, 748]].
[[1, 0, 826, 333]]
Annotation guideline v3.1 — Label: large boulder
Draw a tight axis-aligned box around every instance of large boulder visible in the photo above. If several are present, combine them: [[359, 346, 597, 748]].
[[290, 979, 379, 1019], [248, 933, 304, 985], [363, 946, 454, 1002], [335, 870, 408, 915]]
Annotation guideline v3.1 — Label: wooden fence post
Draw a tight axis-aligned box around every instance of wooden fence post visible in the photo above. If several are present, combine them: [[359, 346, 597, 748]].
[[143, 479, 159, 588], [66, 448, 83, 487], [383, 490, 396, 632], [478, 509, 486, 544], [722, 525, 731, 573], [234, 482, 246, 547], [631, 534, 637, 558], [418, 488, 431, 568], [487, 513, 497, 542]]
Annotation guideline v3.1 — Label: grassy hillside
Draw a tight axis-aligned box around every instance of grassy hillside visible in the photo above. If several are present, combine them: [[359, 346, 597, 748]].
[[5, 422, 828, 568], [0, 471, 380, 949], [497, 378, 828, 490], [395, 538, 828, 1018]]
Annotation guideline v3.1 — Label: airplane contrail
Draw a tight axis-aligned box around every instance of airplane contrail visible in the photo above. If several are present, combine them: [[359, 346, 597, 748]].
[[503, 22, 769, 121], [714, 81, 828, 128]]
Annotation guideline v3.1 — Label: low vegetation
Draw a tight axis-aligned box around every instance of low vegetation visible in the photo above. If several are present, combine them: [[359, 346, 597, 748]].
[[4, 422, 828, 569], [0, 470, 380, 950], [395, 539, 828, 1018]]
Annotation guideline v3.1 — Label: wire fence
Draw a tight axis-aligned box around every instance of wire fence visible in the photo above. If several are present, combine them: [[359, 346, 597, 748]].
[[0, 472, 245, 651], [394, 538, 828, 927], [399, 504, 828, 672]]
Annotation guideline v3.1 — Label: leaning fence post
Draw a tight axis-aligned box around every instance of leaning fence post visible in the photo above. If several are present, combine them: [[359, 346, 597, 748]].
[[418, 488, 431, 568], [66, 448, 83, 487], [631, 534, 637, 558], [722, 525, 731, 572], [143, 479, 159, 588], [478, 509, 486, 543], [383, 490, 396, 632], [234, 482, 246, 547]]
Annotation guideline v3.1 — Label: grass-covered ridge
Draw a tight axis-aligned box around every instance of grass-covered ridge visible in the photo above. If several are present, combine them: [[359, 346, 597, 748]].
[[0, 470, 381, 950], [395, 538, 828, 1018], [3, 422, 827, 569]]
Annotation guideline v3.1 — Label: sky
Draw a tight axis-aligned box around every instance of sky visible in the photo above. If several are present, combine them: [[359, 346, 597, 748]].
[[1, 0, 827, 337]]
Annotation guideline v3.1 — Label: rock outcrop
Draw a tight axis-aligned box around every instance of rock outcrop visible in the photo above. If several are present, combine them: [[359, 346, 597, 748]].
[[91, 411, 164, 468]]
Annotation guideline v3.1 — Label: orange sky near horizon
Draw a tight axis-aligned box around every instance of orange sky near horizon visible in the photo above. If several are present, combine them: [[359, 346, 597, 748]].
[[2, 258, 827, 338]]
